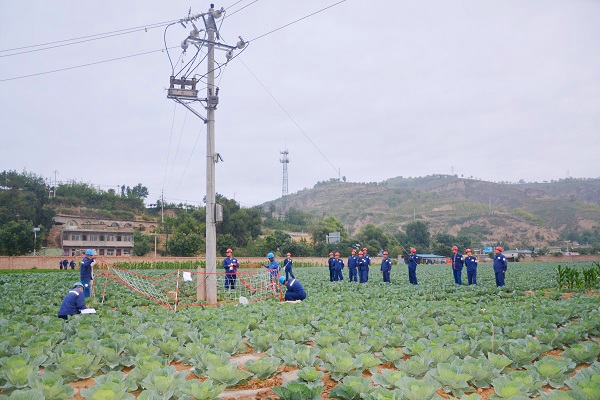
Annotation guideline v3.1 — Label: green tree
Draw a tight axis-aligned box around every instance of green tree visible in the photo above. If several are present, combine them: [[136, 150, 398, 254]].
[[168, 232, 203, 257], [217, 233, 237, 256], [0, 220, 34, 256], [133, 230, 154, 256], [282, 238, 313, 257], [216, 194, 261, 247], [405, 221, 430, 250], [0, 170, 54, 255], [309, 216, 347, 244], [355, 224, 391, 251], [130, 183, 149, 199], [284, 208, 313, 229], [259, 230, 292, 256]]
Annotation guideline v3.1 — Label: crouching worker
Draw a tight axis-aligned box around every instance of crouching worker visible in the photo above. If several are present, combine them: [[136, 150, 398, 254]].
[[279, 276, 306, 301], [57, 282, 88, 320]]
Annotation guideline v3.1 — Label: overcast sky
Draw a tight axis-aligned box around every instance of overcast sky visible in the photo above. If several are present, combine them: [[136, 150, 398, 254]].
[[1, 0, 599, 208]]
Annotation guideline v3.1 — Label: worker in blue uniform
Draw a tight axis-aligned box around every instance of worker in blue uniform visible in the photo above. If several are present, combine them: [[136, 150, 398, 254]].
[[264, 252, 280, 293], [333, 252, 344, 281], [327, 252, 335, 282], [357, 250, 369, 283], [57, 282, 88, 319], [80, 249, 96, 297], [223, 248, 239, 289], [451, 245, 464, 285], [362, 247, 371, 282], [381, 251, 392, 283], [69, 259, 76, 270], [464, 249, 478, 285], [283, 252, 295, 281], [493, 246, 508, 287], [347, 249, 358, 282], [279, 276, 306, 301], [408, 248, 419, 285]]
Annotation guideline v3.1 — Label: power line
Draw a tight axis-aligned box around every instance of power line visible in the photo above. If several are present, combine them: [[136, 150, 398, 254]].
[[0, 0, 257, 57], [248, 0, 348, 42], [0, 47, 175, 82], [0, 0, 346, 83], [0, 22, 171, 58]]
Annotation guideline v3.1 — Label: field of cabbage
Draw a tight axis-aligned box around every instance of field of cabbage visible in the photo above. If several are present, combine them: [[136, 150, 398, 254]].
[[0, 262, 599, 399]]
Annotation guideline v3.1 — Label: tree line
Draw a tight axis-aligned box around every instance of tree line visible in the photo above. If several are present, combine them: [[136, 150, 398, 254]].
[[0, 170, 149, 256]]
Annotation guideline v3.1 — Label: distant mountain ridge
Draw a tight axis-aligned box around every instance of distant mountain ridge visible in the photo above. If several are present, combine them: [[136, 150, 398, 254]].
[[268, 175, 600, 247]]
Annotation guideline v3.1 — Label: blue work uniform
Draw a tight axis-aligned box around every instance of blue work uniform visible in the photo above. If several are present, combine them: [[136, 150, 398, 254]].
[[347, 254, 358, 282], [364, 253, 371, 282], [381, 257, 392, 283], [327, 257, 335, 281], [465, 255, 478, 285], [451, 253, 464, 285], [283, 257, 295, 280], [80, 257, 95, 297], [358, 256, 369, 283], [223, 256, 239, 289], [62, 259, 68, 270], [69, 260, 76, 270], [265, 260, 280, 281], [493, 252, 508, 287], [284, 278, 306, 301], [333, 257, 344, 281], [408, 254, 419, 285], [57, 288, 86, 319]]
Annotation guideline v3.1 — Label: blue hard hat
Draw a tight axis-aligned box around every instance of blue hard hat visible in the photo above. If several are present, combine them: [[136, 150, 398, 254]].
[[73, 282, 84, 288], [279, 276, 286, 284], [267, 252, 275, 259], [85, 249, 94, 255]]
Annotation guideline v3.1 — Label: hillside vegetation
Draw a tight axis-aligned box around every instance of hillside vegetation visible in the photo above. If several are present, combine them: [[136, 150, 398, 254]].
[[268, 175, 600, 249]]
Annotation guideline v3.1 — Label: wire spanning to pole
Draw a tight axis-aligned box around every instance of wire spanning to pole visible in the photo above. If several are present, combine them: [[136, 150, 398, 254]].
[[165, 4, 246, 305], [280, 149, 290, 215]]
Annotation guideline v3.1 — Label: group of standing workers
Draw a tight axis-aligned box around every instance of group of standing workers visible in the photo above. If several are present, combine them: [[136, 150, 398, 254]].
[[450, 246, 507, 286], [324, 245, 508, 287], [58, 259, 76, 270], [331, 247, 374, 283]]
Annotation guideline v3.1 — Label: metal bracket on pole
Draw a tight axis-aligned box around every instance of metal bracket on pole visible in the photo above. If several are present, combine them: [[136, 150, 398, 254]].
[[172, 98, 207, 123]]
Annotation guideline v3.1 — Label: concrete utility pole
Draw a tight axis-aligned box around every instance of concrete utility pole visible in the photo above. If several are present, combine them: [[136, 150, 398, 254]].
[[167, 4, 246, 304], [53, 170, 59, 197], [280, 149, 289, 214]]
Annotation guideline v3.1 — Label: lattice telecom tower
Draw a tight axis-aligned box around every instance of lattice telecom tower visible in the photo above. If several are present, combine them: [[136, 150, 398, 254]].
[[280, 150, 289, 213]]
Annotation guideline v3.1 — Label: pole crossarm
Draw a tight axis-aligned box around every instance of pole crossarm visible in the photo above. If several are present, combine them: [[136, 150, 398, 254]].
[[172, 98, 207, 123], [185, 38, 237, 51]]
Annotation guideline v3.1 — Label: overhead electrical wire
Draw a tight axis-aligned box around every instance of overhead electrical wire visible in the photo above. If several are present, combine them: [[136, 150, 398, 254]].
[[248, 0, 347, 42], [0, 47, 176, 82], [1, 0, 345, 83], [0, 20, 179, 54], [0, 0, 256, 58], [0, 22, 171, 58]]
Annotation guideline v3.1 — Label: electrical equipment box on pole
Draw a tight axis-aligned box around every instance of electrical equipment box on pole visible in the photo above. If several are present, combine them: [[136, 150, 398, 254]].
[[215, 203, 223, 223]]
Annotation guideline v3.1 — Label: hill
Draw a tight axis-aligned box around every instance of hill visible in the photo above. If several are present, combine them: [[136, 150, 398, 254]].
[[268, 175, 600, 247]]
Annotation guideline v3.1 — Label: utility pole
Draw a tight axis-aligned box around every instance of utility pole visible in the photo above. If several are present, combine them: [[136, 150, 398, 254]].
[[167, 4, 246, 304], [32, 227, 40, 256], [280, 149, 289, 214], [53, 170, 59, 197]]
